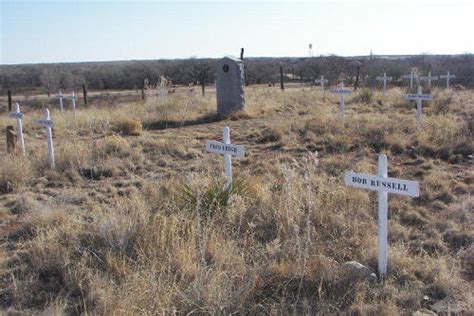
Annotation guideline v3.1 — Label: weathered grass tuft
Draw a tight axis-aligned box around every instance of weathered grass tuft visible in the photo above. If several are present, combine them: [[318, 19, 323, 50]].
[[111, 118, 142, 136], [0, 155, 32, 193]]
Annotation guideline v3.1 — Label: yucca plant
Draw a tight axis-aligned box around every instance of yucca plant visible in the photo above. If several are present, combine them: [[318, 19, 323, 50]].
[[179, 177, 247, 219], [354, 89, 373, 104]]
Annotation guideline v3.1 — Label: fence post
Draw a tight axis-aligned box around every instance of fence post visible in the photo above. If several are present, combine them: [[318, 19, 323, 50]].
[[280, 66, 285, 90], [7, 90, 12, 111], [82, 84, 88, 105], [6, 126, 16, 153]]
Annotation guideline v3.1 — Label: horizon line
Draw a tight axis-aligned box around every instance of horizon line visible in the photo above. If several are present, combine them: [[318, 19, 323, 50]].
[[2, 52, 473, 67]]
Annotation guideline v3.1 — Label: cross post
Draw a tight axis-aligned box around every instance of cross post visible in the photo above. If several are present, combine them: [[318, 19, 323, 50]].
[[9, 103, 25, 155], [440, 71, 455, 89]]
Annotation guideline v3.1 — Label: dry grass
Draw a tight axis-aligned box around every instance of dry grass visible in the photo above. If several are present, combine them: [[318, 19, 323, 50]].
[[111, 118, 142, 136], [0, 87, 472, 314], [0, 155, 32, 193]]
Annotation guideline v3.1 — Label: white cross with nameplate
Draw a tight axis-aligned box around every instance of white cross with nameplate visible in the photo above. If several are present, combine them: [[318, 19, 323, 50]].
[[55, 90, 64, 111], [36, 109, 55, 170], [404, 85, 432, 128], [376, 72, 392, 92], [439, 71, 455, 89], [419, 71, 438, 89], [8, 103, 25, 155], [344, 154, 420, 277], [206, 126, 245, 189], [64, 91, 77, 116], [314, 75, 329, 90], [330, 82, 352, 117]]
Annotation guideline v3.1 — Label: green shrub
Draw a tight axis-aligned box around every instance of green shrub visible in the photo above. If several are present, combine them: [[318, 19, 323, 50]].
[[179, 177, 247, 219], [354, 89, 373, 104]]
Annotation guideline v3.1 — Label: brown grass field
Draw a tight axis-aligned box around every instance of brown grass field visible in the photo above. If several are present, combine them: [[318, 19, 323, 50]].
[[0, 85, 472, 314]]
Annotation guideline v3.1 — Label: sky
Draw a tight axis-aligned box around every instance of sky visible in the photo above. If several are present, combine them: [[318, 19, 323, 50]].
[[1, 0, 473, 65]]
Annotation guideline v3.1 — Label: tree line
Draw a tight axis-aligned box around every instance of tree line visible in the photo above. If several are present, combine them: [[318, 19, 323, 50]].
[[1, 54, 473, 94]]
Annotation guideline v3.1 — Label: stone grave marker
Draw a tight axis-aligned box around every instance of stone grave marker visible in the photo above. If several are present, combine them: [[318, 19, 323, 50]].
[[216, 56, 245, 116]]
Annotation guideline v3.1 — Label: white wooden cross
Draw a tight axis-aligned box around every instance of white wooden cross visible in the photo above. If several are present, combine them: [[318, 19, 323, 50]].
[[64, 91, 77, 116], [206, 126, 245, 190], [55, 90, 64, 111], [345, 154, 420, 276], [439, 71, 456, 89], [376, 72, 392, 92], [403, 72, 417, 90], [314, 75, 329, 90], [419, 71, 438, 89], [404, 85, 432, 129], [36, 109, 55, 170], [330, 82, 352, 117], [9, 103, 25, 155]]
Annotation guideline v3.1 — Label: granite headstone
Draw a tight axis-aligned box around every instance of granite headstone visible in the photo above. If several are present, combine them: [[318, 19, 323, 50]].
[[216, 56, 245, 116]]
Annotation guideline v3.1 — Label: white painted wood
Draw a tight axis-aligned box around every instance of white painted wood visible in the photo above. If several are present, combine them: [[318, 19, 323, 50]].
[[36, 109, 55, 169], [419, 71, 438, 89], [344, 171, 420, 197], [205, 126, 246, 190], [344, 154, 420, 277], [206, 140, 245, 157], [65, 91, 76, 112], [403, 72, 417, 89], [440, 71, 455, 89], [376, 72, 393, 91], [223, 126, 232, 190], [377, 154, 388, 276], [314, 75, 329, 90], [9, 103, 25, 155], [404, 85, 432, 128], [70, 91, 76, 116], [56, 90, 64, 111], [330, 82, 352, 117]]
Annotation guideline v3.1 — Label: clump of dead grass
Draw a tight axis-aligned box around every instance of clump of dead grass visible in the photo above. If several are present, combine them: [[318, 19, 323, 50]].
[[0, 155, 32, 193], [111, 118, 142, 136], [417, 115, 473, 160]]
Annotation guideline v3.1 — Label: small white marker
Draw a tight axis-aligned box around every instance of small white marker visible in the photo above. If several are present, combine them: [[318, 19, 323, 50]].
[[404, 85, 432, 128], [314, 75, 329, 90], [36, 109, 55, 169], [65, 91, 77, 117], [330, 82, 352, 118], [403, 72, 417, 90], [206, 126, 245, 190], [439, 71, 455, 89], [8, 103, 25, 155], [419, 71, 438, 89], [376, 72, 393, 92], [55, 90, 64, 111]]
